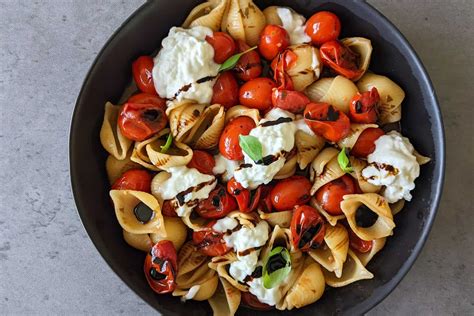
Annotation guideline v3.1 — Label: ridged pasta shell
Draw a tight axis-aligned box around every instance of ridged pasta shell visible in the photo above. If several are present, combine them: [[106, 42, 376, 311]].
[[355, 237, 386, 266], [208, 277, 241, 316], [182, 2, 213, 28], [414, 149, 431, 165], [310, 198, 345, 227], [275, 250, 305, 310], [390, 199, 405, 216], [122, 230, 153, 252], [323, 249, 374, 287], [274, 154, 297, 180], [305, 76, 359, 113], [150, 216, 188, 251], [100, 102, 132, 160], [184, 0, 229, 31], [337, 123, 378, 150], [341, 193, 396, 241], [224, 0, 266, 46], [295, 130, 325, 169], [310, 153, 345, 195], [286, 45, 322, 91], [308, 223, 349, 278], [349, 157, 381, 193], [185, 104, 225, 149], [309, 147, 339, 182], [146, 140, 193, 170], [224, 105, 260, 125], [209, 252, 248, 292], [262, 6, 282, 25], [174, 275, 219, 301], [259, 210, 292, 228], [106, 149, 141, 184], [169, 101, 206, 142], [110, 190, 166, 236], [181, 213, 210, 231], [282, 257, 325, 310], [130, 129, 170, 171], [357, 73, 405, 125], [260, 225, 292, 260], [341, 37, 372, 81]]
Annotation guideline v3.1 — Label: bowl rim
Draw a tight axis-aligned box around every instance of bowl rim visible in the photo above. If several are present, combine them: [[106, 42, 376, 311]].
[[69, 0, 445, 314]]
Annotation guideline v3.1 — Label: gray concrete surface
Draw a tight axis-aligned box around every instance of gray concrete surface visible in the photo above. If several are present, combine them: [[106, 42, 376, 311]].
[[0, 0, 473, 314]]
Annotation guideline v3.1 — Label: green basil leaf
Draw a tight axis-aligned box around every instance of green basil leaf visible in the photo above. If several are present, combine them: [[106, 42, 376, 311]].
[[239, 135, 263, 162], [338, 147, 353, 173], [160, 133, 173, 153], [262, 246, 291, 289], [218, 46, 257, 72]]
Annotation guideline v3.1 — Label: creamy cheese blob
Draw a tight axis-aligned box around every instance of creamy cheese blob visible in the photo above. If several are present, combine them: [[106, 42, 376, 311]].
[[276, 7, 311, 45], [234, 109, 297, 189], [212, 154, 240, 182], [181, 285, 200, 302], [248, 276, 283, 306], [362, 131, 420, 203], [152, 26, 219, 104], [212, 216, 238, 232], [294, 117, 315, 135]]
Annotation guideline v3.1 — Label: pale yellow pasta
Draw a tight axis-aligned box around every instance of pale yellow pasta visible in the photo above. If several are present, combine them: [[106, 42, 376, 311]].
[[130, 129, 170, 171], [310, 154, 345, 195], [222, 0, 266, 46], [337, 123, 379, 150], [295, 130, 325, 169], [208, 277, 241, 316], [310, 197, 345, 226], [349, 157, 382, 194], [100, 102, 132, 160], [390, 199, 405, 216], [284, 44, 322, 91], [168, 101, 206, 142], [341, 37, 372, 81], [259, 210, 292, 228], [182, 0, 229, 31], [305, 76, 359, 113], [146, 139, 193, 170], [150, 216, 188, 251], [323, 249, 374, 287], [262, 6, 283, 25], [356, 238, 387, 266], [274, 153, 297, 179], [122, 230, 153, 252], [224, 105, 260, 125], [105, 149, 141, 184], [184, 104, 225, 149]]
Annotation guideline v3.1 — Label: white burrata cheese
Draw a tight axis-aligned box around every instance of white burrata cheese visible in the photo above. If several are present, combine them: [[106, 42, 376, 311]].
[[362, 131, 420, 203], [294, 118, 315, 135], [212, 154, 240, 182], [212, 216, 239, 233], [152, 26, 219, 104], [248, 277, 283, 306], [276, 7, 311, 45], [181, 285, 200, 302], [229, 251, 260, 282]]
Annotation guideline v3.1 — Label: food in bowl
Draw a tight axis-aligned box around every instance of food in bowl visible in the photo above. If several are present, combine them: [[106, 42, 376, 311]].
[[99, 0, 430, 313]]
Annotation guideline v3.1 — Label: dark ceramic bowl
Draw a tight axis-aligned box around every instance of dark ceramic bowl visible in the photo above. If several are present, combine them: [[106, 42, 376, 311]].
[[70, 0, 445, 314]]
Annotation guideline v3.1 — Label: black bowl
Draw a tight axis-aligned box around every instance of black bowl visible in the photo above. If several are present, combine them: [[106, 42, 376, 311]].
[[70, 0, 445, 314]]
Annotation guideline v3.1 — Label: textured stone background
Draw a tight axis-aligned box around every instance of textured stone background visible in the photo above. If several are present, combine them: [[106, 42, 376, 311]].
[[0, 0, 473, 314]]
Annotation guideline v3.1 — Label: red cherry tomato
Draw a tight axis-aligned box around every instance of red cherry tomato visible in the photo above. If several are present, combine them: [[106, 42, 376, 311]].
[[195, 185, 237, 219], [239, 78, 276, 111], [144, 240, 178, 294], [348, 229, 373, 253], [227, 178, 262, 213], [270, 176, 312, 211], [305, 11, 341, 46], [187, 150, 215, 175], [219, 116, 256, 160], [127, 93, 166, 109], [319, 40, 363, 80], [241, 291, 273, 310], [234, 40, 262, 81], [206, 32, 236, 64], [161, 200, 178, 217], [304, 102, 350, 142], [258, 25, 290, 60], [192, 221, 231, 257], [111, 169, 152, 192], [118, 103, 167, 141], [258, 184, 274, 213], [349, 88, 380, 124], [132, 56, 156, 94], [315, 175, 356, 216], [291, 205, 326, 252], [350, 128, 385, 158], [211, 71, 239, 109], [272, 88, 310, 114]]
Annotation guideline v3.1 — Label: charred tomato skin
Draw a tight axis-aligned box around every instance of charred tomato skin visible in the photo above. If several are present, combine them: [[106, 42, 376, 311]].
[[195, 184, 238, 219], [144, 240, 178, 294], [192, 221, 231, 257], [291, 205, 326, 252]]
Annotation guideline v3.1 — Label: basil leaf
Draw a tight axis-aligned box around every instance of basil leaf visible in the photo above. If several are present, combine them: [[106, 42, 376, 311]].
[[218, 46, 257, 72], [160, 133, 173, 153], [338, 147, 353, 173], [239, 135, 263, 162], [262, 246, 291, 289]]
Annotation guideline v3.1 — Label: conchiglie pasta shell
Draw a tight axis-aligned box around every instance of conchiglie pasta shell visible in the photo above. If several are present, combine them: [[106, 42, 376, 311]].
[[274, 154, 297, 179], [259, 210, 292, 228], [100, 102, 132, 160], [175, 242, 216, 292], [337, 123, 378, 150], [110, 190, 166, 236], [106, 150, 141, 184], [357, 73, 405, 125], [260, 225, 292, 260], [174, 276, 219, 301], [308, 223, 349, 278], [150, 216, 188, 251], [146, 140, 193, 170], [282, 257, 325, 310], [309, 147, 339, 182], [150, 171, 171, 205], [262, 6, 283, 25], [181, 212, 211, 231], [225, 105, 260, 125], [182, 2, 213, 28], [169, 101, 206, 142], [286, 45, 321, 91], [323, 249, 373, 287], [295, 130, 325, 169], [224, 0, 246, 42], [341, 193, 396, 241], [341, 37, 372, 81], [310, 198, 345, 226], [131, 129, 170, 171], [349, 157, 381, 193], [414, 149, 431, 165], [209, 252, 248, 292], [390, 199, 405, 216], [208, 277, 241, 316], [310, 155, 345, 195], [275, 250, 306, 310], [187, 0, 229, 31], [178, 242, 210, 276], [122, 230, 153, 252], [185, 104, 225, 149], [305, 76, 359, 113], [356, 237, 386, 266]]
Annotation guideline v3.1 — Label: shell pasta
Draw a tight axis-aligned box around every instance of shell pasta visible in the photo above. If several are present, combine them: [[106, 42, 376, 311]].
[[99, 1, 429, 313]]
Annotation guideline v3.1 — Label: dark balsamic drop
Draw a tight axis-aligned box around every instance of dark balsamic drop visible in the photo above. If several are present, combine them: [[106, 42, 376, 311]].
[[133, 202, 154, 224], [149, 268, 166, 281], [355, 205, 379, 228], [143, 109, 160, 121], [298, 223, 322, 249], [267, 253, 288, 273]]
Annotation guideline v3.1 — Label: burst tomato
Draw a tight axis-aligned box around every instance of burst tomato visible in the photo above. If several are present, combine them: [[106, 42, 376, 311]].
[[350, 128, 385, 158], [349, 87, 380, 124], [291, 205, 326, 252], [219, 116, 256, 160], [111, 169, 152, 192], [234, 40, 262, 81], [315, 175, 356, 216], [227, 178, 261, 213], [258, 184, 274, 213], [187, 150, 215, 175], [258, 25, 290, 60], [144, 240, 178, 294], [192, 221, 231, 257], [272, 88, 311, 113], [319, 40, 363, 80], [206, 32, 236, 64], [305, 11, 341, 46], [118, 102, 167, 141], [211, 71, 239, 109], [239, 77, 276, 111], [195, 185, 237, 219], [270, 176, 312, 211], [304, 102, 350, 142], [132, 56, 156, 94]]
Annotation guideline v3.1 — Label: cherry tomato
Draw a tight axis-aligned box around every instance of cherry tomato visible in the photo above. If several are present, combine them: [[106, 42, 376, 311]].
[[144, 240, 178, 294], [211, 71, 239, 109], [350, 128, 385, 158], [195, 184, 237, 219], [206, 32, 236, 64], [187, 150, 215, 175], [111, 169, 152, 192], [118, 102, 167, 141], [271, 49, 298, 89], [348, 229, 373, 253], [239, 78, 276, 111], [315, 175, 356, 216], [219, 116, 256, 160], [258, 25, 290, 60], [241, 291, 273, 310], [272, 88, 310, 114], [127, 93, 166, 109], [192, 221, 231, 257], [304, 102, 350, 142], [305, 11, 341, 46], [291, 205, 326, 252], [227, 178, 262, 213], [270, 176, 312, 211], [234, 40, 262, 81], [349, 88, 380, 124], [161, 200, 178, 217], [258, 184, 274, 213], [319, 40, 363, 80], [132, 56, 156, 94]]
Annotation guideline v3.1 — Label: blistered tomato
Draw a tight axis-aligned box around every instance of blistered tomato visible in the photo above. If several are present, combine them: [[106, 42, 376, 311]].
[[258, 24, 290, 60], [227, 178, 261, 213], [118, 102, 167, 141], [132, 56, 156, 94], [144, 240, 178, 294], [239, 78, 276, 111], [349, 87, 380, 124], [291, 205, 326, 252], [211, 71, 239, 109], [187, 150, 215, 175], [270, 176, 312, 211], [219, 116, 256, 160], [206, 31, 236, 64], [315, 175, 356, 215], [234, 40, 262, 81], [195, 184, 237, 219], [348, 229, 373, 253], [304, 102, 350, 142], [319, 40, 363, 80], [350, 128, 384, 158], [192, 221, 231, 257], [111, 169, 152, 192], [305, 11, 341, 46]]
